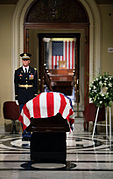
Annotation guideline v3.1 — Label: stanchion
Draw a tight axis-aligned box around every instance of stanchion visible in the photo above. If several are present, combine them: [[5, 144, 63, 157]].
[[92, 106, 112, 142], [109, 107, 112, 142], [92, 107, 100, 139]]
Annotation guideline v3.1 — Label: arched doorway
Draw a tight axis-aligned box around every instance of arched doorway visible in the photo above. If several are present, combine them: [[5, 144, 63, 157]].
[[12, 0, 101, 113], [23, 0, 89, 112]]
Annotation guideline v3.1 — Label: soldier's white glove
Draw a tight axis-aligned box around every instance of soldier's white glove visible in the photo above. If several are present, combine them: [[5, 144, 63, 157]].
[[15, 100, 19, 105]]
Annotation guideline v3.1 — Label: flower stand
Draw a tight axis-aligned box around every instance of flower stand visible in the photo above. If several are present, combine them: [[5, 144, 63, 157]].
[[92, 106, 112, 141]]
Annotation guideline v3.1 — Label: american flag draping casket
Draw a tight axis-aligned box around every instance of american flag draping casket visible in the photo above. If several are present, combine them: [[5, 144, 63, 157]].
[[18, 92, 74, 131]]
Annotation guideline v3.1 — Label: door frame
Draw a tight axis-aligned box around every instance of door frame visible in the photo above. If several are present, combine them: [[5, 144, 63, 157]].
[[38, 33, 80, 95], [24, 23, 89, 108]]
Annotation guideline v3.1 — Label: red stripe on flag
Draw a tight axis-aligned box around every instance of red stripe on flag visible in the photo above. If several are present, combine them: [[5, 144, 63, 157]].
[[23, 104, 30, 119], [69, 41, 70, 69], [21, 104, 31, 130], [47, 92, 54, 117], [59, 93, 67, 115], [58, 56, 60, 67], [18, 115, 26, 130], [33, 94, 41, 118], [66, 108, 74, 121], [55, 56, 57, 68], [65, 41, 67, 62], [72, 41, 74, 69]]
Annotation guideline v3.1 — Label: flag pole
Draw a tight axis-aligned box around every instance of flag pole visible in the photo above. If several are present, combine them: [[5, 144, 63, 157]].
[[74, 75, 79, 117], [76, 79, 79, 117]]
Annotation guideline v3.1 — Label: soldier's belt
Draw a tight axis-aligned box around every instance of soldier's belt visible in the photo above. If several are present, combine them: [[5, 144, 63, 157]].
[[19, 84, 33, 88]]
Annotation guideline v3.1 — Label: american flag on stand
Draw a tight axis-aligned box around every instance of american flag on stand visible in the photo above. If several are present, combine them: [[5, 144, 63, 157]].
[[18, 92, 74, 131], [51, 40, 75, 69]]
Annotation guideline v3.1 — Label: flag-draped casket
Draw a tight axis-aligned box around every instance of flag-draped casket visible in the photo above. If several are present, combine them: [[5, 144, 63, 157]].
[[18, 92, 74, 131]]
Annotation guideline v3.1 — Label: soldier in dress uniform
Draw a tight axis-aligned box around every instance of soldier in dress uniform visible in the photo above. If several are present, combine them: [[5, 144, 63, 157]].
[[14, 53, 38, 140]]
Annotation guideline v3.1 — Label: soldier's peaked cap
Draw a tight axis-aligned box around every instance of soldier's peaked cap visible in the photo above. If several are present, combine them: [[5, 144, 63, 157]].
[[20, 53, 32, 60]]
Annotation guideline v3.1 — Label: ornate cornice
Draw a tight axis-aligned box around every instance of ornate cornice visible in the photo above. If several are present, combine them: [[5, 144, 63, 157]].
[[25, 0, 89, 23]]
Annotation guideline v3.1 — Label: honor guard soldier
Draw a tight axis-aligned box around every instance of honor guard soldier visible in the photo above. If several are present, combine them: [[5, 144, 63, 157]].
[[14, 53, 38, 140]]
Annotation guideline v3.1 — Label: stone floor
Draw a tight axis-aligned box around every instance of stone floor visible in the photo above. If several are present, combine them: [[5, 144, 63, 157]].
[[0, 118, 113, 179]]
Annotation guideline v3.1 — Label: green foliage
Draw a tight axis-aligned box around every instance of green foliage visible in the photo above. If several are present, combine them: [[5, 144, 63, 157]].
[[89, 72, 113, 107]]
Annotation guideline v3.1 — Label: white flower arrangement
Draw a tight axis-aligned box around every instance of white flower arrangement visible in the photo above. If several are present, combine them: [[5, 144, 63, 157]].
[[89, 73, 113, 107]]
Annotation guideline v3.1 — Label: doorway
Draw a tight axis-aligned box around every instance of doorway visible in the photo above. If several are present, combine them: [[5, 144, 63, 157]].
[[24, 27, 88, 111], [23, 0, 89, 111], [12, 0, 102, 116], [38, 33, 80, 104]]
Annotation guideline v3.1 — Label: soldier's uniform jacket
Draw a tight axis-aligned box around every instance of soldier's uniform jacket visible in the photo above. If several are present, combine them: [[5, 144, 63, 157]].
[[14, 66, 38, 105]]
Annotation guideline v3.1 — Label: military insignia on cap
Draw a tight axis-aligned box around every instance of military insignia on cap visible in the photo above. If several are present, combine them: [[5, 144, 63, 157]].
[[20, 52, 31, 60]]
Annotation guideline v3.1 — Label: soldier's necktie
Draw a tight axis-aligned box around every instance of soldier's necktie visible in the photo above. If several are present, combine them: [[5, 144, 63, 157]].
[[25, 68, 27, 73]]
